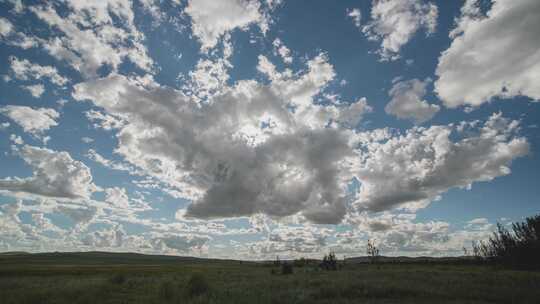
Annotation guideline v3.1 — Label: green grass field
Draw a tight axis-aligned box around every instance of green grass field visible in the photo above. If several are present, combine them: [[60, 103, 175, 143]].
[[1, 252, 540, 303]]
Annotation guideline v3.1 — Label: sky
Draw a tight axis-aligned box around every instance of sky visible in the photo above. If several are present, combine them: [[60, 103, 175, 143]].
[[0, 0, 539, 259]]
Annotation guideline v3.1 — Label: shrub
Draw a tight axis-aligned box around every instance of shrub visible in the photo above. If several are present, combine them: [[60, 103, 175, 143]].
[[109, 273, 126, 285], [281, 262, 293, 275], [186, 273, 210, 297], [159, 281, 176, 301], [473, 214, 540, 270], [293, 257, 308, 268], [320, 252, 338, 271]]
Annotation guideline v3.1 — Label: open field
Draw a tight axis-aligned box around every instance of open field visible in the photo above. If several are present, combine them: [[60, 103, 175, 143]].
[[1, 252, 540, 304]]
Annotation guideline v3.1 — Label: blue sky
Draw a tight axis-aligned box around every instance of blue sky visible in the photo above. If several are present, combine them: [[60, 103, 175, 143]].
[[0, 0, 539, 259]]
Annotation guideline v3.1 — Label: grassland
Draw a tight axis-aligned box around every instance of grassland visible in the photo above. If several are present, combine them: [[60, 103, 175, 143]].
[[1, 252, 540, 303]]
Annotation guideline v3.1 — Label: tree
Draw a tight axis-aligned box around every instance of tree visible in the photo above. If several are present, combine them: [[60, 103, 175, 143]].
[[274, 255, 281, 267], [367, 239, 380, 264], [472, 214, 540, 270]]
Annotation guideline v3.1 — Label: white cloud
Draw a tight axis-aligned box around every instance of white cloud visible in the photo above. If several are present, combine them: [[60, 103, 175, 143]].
[[0, 17, 13, 37], [23, 84, 45, 98], [0, 17, 38, 49], [9, 56, 68, 86], [85, 110, 125, 131], [30, 1, 153, 77], [81, 137, 94, 144], [81, 224, 125, 248], [182, 56, 231, 101], [352, 112, 529, 212], [72, 46, 529, 225], [105, 187, 130, 209], [56, 205, 97, 225], [0, 105, 59, 136], [0, 122, 11, 130], [347, 8, 362, 28], [363, 0, 438, 61], [435, 0, 540, 107], [86, 149, 137, 173], [385, 78, 439, 124], [0, 145, 99, 199], [152, 234, 211, 253], [7, 0, 23, 14], [73, 54, 365, 224], [185, 0, 267, 51], [10, 134, 24, 145], [272, 38, 293, 64]]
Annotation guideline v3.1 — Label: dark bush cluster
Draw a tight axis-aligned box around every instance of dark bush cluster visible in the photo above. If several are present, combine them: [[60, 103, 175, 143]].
[[281, 262, 293, 275], [109, 273, 126, 285], [293, 257, 308, 268], [186, 273, 210, 297], [473, 214, 540, 270], [320, 252, 338, 271]]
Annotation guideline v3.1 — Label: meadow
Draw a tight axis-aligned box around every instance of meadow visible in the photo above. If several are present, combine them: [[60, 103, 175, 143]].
[[1, 252, 540, 303]]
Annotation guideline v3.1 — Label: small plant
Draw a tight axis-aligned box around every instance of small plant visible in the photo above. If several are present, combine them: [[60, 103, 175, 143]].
[[281, 262, 293, 275], [186, 273, 210, 297]]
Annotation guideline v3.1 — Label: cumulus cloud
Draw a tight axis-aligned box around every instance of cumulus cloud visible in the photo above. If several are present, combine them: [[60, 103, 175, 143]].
[[272, 38, 293, 64], [0, 17, 13, 37], [0, 16, 38, 49], [23, 84, 45, 98], [385, 78, 439, 124], [0, 145, 99, 199], [72, 45, 529, 225], [56, 205, 97, 226], [153, 234, 211, 253], [347, 8, 362, 28], [435, 0, 540, 107], [363, 0, 438, 61], [104, 187, 130, 209], [353, 112, 529, 212], [9, 56, 68, 86], [185, 0, 267, 51], [81, 137, 94, 144], [81, 225, 125, 247], [73, 54, 368, 224], [0, 105, 59, 136], [30, 0, 153, 77]]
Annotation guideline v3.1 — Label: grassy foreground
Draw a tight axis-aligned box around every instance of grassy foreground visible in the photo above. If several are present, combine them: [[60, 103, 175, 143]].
[[1, 252, 540, 304]]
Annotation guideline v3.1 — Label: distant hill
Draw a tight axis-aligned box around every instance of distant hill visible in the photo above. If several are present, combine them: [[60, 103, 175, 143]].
[[0, 251, 476, 266], [0, 251, 31, 255], [0, 251, 242, 266], [345, 255, 475, 264]]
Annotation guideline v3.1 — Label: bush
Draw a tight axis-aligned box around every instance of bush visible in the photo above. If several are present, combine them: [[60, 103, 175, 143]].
[[293, 257, 308, 268], [320, 252, 337, 271], [186, 273, 210, 297], [159, 281, 176, 301], [109, 273, 126, 285], [473, 214, 540, 270], [281, 262, 293, 275]]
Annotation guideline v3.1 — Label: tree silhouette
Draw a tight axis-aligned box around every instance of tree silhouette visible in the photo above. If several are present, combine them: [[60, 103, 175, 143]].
[[367, 239, 380, 264]]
